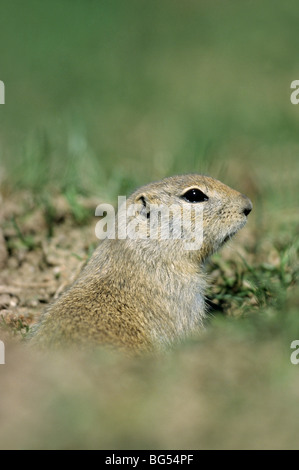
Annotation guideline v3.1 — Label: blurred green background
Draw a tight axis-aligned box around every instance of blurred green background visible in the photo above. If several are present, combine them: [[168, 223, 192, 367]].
[[0, 0, 299, 450], [0, 0, 298, 205]]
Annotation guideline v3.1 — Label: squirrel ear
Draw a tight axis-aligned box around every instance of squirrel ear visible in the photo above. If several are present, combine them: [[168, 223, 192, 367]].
[[136, 194, 150, 219]]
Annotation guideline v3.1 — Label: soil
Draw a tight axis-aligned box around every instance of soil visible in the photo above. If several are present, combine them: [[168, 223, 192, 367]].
[[0, 189, 99, 335]]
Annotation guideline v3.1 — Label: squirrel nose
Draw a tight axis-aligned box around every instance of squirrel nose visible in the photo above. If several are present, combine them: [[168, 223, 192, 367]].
[[241, 195, 253, 216], [243, 206, 252, 216]]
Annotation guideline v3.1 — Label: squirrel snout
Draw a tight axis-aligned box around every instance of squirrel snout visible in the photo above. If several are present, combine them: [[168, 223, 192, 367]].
[[240, 194, 253, 217]]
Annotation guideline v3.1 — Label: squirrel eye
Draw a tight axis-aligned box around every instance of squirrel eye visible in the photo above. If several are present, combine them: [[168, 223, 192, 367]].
[[182, 188, 209, 203]]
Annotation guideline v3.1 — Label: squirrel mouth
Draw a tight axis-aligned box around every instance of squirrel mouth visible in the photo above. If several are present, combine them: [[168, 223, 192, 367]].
[[222, 230, 238, 245], [222, 219, 247, 246]]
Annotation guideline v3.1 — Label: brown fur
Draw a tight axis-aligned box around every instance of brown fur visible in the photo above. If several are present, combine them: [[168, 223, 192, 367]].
[[30, 174, 252, 352]]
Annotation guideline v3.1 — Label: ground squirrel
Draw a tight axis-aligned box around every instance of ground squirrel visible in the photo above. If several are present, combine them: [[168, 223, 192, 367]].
[[31, 174, 252, 352]]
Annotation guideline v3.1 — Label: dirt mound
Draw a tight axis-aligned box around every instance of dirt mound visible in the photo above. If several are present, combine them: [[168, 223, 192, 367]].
[[0, 190, 98, 334]]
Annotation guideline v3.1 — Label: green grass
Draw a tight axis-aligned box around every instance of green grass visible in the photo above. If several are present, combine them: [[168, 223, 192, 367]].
[[1, 0, 299, 197], [0, 0, 299, 450]]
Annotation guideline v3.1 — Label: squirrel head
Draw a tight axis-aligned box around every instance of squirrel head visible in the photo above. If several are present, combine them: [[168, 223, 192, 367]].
[[114, 174, 252, 265]]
